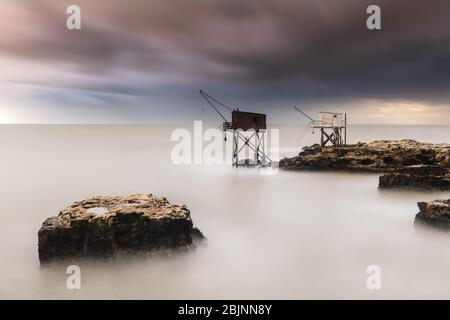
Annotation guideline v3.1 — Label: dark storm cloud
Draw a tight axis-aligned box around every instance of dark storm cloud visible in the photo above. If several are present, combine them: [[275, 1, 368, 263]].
[[1, 0, 450, 122]]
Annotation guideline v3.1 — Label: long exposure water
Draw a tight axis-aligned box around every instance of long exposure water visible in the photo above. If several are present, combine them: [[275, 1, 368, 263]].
[[1, 124, 450, 299]]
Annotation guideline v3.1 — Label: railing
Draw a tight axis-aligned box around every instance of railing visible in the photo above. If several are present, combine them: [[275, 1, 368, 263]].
[[311, 120, 346, 128]]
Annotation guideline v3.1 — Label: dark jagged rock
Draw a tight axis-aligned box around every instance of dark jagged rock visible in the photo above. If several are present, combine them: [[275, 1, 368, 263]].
[[38, 194, 205, 264], [279, 140, 450, 190], [415, 199, 450, 229], [379, 172, 450, 190]]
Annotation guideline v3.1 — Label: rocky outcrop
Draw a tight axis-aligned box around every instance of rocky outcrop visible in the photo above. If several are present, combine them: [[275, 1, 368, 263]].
[[415, 199, 450, 229], [279, 140, 450, 189], [38, 194, 205, 264], [379, 172, 450, 190]]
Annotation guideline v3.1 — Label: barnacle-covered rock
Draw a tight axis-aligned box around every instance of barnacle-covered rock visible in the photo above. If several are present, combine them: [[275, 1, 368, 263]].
[[415, 199, 450, 229], [38, 194, 205, 264]]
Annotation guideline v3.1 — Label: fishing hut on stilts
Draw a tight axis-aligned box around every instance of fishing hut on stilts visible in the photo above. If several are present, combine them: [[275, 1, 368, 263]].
[[294, 107, 347, 147], [200, 90, 272, 166]]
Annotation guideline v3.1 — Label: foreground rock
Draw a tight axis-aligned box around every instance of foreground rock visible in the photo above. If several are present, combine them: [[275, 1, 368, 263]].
[[280, 140, 450, 189], [415, 199, 450, 229], [38, 194, 205, 264]]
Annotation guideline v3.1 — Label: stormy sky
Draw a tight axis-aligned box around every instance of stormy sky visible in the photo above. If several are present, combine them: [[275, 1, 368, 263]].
[[1, 0, 450, 123]]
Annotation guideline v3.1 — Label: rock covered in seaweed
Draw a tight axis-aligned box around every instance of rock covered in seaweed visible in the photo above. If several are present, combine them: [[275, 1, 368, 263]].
[[415, 199, 450, 229], [38, 194, 205, 264]]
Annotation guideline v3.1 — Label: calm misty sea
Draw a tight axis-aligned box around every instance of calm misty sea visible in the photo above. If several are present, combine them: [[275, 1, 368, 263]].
[[1, 124, 450, 299]]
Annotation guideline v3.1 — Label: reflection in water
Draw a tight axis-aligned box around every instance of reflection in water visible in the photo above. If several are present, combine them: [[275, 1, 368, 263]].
[[1, 124, 450, 299]]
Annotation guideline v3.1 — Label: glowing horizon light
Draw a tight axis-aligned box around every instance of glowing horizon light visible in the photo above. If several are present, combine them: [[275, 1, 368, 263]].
[[0, 107, 16, 124], [347, 99, 450, 125]]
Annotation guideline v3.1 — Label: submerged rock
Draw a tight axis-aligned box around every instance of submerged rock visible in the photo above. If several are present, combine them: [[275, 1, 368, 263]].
[[279, 140, 450, 190], [415, 199, 450, 229], [38, 194, 205, 264]]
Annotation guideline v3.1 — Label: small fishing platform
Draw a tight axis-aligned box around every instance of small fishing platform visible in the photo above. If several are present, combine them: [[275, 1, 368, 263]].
[[200, 90, 272, 167], [294, 107, 347, 147]]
